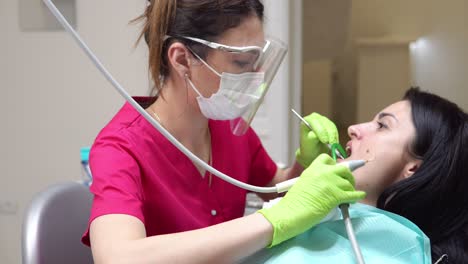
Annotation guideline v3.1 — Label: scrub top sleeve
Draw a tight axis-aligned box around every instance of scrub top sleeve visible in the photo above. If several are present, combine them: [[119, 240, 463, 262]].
[[88, 133, 145, 225], [247, 128, 278, 187]]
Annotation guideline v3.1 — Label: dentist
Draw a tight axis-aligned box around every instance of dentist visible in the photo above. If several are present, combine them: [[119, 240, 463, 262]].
[[83, 0, 365, 263]]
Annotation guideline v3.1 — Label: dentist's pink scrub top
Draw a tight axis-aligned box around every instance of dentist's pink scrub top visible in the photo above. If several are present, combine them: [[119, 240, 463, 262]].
[[82, 98, 277, 246]]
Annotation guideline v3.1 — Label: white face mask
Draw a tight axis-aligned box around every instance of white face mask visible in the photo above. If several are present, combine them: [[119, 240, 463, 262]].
[[187, 72, 264, 120], [186, 56, 265, 120]]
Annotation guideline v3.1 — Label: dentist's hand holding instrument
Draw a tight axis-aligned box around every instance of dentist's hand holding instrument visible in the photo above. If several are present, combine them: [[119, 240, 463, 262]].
[[293, 109, 346, 168]]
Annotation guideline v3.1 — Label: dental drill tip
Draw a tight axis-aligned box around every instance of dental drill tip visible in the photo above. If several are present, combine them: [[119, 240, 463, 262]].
[[337, 152, 345, 160], [340, 160, 367, 172]]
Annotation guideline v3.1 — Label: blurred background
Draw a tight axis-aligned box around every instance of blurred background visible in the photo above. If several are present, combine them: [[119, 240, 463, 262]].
[[1, 0, 467, 262]]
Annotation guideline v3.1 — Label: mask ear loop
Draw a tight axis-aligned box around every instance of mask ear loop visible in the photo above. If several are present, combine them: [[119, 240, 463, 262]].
[[185, 73, 206, 99], [331, 143, 347, 161]]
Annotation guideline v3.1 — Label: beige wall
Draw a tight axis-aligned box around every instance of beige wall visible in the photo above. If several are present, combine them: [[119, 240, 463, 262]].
[[301, 0, 351, 119], [302, 60, 332, 117], [334, 0, 468, 129], [355, 39, 413, 122], [1, 1, 148, 262], [411, 0, 468, 107]]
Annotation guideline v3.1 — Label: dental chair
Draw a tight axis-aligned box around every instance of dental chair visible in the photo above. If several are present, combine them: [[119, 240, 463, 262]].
[[22, 181, 93, 264]]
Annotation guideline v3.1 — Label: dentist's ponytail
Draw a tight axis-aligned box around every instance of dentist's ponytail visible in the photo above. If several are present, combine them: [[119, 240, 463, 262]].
[[134, 0, 176, 92]]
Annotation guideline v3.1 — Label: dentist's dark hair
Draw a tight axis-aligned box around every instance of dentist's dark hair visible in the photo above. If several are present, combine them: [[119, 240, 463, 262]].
[[133, 0, 264, 94], [377, 87, 468, 263]]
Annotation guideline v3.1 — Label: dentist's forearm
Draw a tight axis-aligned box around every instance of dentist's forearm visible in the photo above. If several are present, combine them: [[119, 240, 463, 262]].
[[91, 213, 272, 264]]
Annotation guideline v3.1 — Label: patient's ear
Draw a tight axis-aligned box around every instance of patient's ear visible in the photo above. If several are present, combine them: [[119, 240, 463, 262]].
[[402, 159, 422, 179]]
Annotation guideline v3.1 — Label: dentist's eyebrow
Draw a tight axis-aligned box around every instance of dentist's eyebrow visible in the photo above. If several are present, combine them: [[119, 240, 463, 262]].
[[378, 112, 399, 122]]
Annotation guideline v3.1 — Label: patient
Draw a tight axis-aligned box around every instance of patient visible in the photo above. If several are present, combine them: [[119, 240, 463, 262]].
[[346, 87, 468, 263], [244, 87, 468, 263]]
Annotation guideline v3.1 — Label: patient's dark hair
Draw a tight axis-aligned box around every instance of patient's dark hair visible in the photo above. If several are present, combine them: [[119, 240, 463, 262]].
[[377, 87, 468, 263]]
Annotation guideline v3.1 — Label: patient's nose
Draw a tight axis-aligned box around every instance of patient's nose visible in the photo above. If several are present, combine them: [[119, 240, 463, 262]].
[[348, 124, 361, 140]]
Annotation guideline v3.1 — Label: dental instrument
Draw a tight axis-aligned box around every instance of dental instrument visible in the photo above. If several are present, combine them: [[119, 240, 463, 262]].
[[291, 108, 345, 160]]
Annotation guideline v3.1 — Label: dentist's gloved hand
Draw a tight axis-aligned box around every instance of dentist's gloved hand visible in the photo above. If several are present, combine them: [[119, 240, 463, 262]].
[[258, 154, 366, 247], [295, 112, 339, 168]]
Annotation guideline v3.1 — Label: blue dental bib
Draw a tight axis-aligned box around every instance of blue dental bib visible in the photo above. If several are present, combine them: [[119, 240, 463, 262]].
[[242, 203, 431, 264]]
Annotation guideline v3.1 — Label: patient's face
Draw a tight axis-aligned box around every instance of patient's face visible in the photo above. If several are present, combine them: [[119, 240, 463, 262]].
[[344, 100, 416, 205]]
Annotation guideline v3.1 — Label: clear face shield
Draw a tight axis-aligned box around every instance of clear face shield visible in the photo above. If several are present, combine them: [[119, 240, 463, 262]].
[[177, 36, 288, 135]]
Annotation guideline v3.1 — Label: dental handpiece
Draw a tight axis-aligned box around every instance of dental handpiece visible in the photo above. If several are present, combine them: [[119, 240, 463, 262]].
[[275, 159, 367, 193], [291, 109, 345, 160]]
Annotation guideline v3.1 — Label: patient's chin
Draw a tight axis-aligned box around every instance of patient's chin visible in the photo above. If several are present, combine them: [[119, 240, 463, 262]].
[[352, 170, 364, 181], [354, 179, 373, 195], [351, 167, 373, 188]]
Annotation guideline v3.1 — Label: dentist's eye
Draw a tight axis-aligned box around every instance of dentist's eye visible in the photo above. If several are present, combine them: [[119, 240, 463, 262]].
[[233, 60, 251, 68]]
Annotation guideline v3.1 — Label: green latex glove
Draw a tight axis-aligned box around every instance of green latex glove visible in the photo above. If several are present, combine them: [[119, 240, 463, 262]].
[[258, 154, 366, 247], [295, 112, 339, 168]]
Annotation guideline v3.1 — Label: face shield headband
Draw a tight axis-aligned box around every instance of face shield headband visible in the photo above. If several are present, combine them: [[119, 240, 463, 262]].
[[168, 35, 288, 135]]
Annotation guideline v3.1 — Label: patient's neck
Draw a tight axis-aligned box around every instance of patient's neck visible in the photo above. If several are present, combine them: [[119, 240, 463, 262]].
[[359, 198, 377, 207]]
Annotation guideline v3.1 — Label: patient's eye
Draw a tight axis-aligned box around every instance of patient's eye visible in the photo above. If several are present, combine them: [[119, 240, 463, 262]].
[[377, 121, 388, 130]]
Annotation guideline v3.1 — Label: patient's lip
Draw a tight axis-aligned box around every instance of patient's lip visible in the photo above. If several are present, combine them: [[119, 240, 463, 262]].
[[346, 141, 353, 156]]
